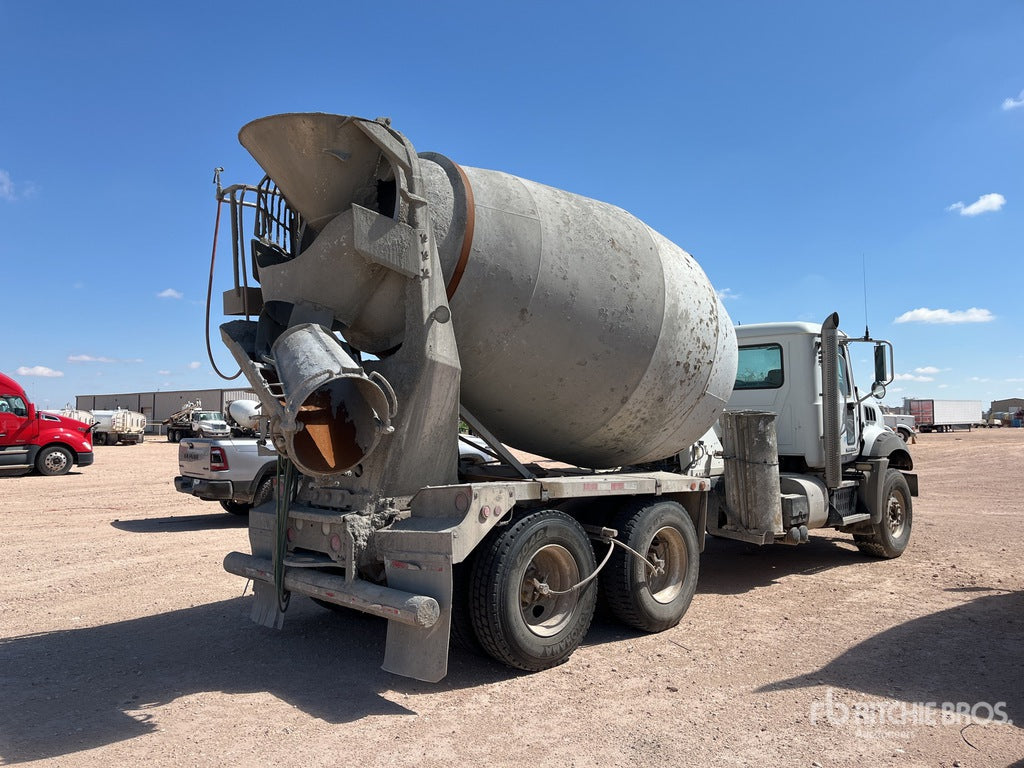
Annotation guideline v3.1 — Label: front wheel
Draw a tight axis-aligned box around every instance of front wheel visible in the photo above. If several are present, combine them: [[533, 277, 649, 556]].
[[855, 469, 912, 558], [36, 446, 73, 476], [470, 510, 597, 672], [602, 499, 700, 632]]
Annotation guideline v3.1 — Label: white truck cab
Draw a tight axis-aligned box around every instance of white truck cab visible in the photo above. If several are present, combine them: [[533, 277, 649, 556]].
[[729, 320, 911, 475], [698, 314, 916, 557]]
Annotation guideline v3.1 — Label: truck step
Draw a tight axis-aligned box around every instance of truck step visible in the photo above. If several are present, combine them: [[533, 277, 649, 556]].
[[840, 513, 871, 526]]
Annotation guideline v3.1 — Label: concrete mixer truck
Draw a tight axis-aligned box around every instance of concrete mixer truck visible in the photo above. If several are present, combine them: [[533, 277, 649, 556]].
[[212, 113, 916, 682]]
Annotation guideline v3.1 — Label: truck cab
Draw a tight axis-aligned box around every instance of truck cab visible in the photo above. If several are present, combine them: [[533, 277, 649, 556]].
[[0, 372, 95, 475], [728, 321, 911, 474], [702, 315, 916, 558]]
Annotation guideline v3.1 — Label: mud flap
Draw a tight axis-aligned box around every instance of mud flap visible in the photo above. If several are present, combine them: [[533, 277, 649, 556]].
[[247, 506, 287, 629], [378, 530, 453, 682]]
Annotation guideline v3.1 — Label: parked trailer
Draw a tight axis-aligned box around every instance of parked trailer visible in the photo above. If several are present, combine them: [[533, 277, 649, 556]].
[[211, 113, 917, 682], [907, 399, 983, 433], [91, 408, 147, 445]]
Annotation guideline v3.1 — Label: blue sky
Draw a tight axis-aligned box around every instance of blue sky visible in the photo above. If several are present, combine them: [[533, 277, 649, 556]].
[[1, 2, 1021, 411]]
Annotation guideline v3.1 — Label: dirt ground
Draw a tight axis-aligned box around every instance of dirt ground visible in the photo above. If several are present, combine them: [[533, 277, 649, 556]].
[[1, 430, 1022, 767]]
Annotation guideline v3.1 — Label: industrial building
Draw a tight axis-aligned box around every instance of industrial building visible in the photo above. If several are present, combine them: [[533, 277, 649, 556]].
[[76, 388, 258, 434], [990, 397, 1024, 414]]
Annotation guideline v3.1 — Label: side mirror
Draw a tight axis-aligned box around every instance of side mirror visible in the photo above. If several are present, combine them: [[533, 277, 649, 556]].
[[873, 343, 889, 386], [871, 381, 886, 400]]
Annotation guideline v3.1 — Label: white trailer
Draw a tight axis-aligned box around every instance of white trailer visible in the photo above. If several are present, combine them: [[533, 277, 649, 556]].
[[91, 409, 147, 445], [907, 399, 983, 432]]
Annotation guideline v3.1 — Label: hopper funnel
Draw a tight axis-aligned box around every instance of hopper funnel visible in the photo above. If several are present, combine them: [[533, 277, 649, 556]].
[[271, 323, 396, 477]]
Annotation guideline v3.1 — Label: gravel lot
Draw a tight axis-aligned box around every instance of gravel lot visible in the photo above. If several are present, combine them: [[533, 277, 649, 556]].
[[1, 429, 1022, 767]]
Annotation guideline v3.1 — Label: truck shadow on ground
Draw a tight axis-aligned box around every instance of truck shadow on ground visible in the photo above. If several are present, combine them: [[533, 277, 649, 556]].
[[110, 513, 249, 532], [696, 532, 865, 595], [0, 597, 517, 763], [757, 589, 1024, 728]]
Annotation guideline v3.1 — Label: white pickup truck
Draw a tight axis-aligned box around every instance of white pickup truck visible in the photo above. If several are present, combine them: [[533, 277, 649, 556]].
[[174, 437, 278, 515], [176, 434, 498, 516]]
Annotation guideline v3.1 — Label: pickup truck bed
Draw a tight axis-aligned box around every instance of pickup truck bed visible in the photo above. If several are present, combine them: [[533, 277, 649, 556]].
[[174, 437, 277, 515]]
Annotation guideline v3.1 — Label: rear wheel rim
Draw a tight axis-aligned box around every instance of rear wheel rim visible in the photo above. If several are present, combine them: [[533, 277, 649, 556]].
[[519, 544, 580, 637], [646, 526, 686, 604]]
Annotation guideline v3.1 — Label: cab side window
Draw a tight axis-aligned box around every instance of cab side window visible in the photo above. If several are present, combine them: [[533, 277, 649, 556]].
[[735, 344, 784, 390], [837, 356, 851, 397], [1, 396, 27, 416]]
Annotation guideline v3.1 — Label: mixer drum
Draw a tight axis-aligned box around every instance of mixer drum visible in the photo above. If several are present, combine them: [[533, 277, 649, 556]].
[[239, 114, 737, 468]]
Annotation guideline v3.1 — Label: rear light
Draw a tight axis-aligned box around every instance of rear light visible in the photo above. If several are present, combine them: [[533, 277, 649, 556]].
[[210, 447, 229, 471]]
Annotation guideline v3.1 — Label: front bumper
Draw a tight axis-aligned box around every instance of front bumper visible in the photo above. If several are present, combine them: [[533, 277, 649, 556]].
[[78, 452, 95, 467], [174, 475, 234, 500]]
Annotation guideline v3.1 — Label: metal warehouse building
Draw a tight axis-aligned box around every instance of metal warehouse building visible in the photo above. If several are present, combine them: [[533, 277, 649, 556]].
[[76, 388, 258, 434]]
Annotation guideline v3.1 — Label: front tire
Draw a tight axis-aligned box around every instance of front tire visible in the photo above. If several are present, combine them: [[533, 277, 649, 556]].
[[36, 446, 73, 476], [470, 510, 597, 672], [855, 469, 912, 558], [602, 499, 700, 632]]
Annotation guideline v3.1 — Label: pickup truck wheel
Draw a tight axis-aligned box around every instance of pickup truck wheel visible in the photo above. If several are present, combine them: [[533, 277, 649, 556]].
[[855, 469, 912, 558], [601, 499, 699, 632], [219, 500, 251, 516], [470, 510, 597, 671], [36, 446, 73, 476]]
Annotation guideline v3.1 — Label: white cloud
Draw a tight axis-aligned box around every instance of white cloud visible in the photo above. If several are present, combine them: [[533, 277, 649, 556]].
[[157, 369, 171, 376], [1006, 378, 1024, 383], [188, 361, 201, 370], [0, 170, 14, 201], [68, 354, 143, 364], [157, 288, 183, 299], [717, 288, 739, 301], [946, 193, 1006, 216], [969, 376, 990, 382], [1003, 89, 1024, 110], [914, 366, 945, 375], [894, 307, 994, 324], [15, 365, 63, 378], [938, 384, 949, 389], [68, 354, 116, 363], [894, 373, 934, 382]]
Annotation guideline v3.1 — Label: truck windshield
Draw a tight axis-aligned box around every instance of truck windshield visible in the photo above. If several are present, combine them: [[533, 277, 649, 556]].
[[198, 412, 223, 421], [735, 344, 784, 389]]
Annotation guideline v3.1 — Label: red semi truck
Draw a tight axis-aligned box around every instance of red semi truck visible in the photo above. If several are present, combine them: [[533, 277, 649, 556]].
[[0, 372, 95, 475]]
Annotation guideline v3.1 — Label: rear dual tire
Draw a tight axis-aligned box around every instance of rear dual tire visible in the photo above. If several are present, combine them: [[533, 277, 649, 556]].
[[602, 500, 700, 632], [469, 510, 597, 672]]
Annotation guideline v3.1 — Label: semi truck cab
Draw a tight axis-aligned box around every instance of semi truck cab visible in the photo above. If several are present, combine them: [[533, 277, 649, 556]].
[[0, 372, 94, 475]]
